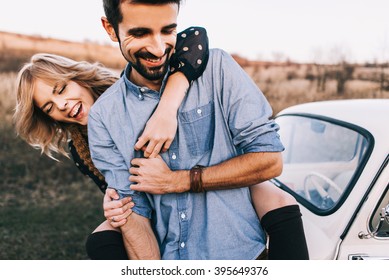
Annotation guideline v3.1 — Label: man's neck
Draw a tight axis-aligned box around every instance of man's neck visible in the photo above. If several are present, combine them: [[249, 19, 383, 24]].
[[129, 68, 162, 92]]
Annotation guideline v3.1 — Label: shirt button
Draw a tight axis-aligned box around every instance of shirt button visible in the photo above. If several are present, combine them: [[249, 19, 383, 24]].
[[197, 109, 202, 115], [140, 87, 146, 92], [180, 242, 185, 248], [138, 94, 144, 101], [180, 213, 186, 219], [172, 153, 177, 160]]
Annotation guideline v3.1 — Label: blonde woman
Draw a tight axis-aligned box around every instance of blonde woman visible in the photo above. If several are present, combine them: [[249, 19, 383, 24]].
[[14, 28, 308, 260]]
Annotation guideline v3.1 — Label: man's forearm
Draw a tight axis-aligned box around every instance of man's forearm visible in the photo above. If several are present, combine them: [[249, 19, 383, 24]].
[[129, 152, 282, 194], [203, 152, 282, 190], [175, 152, 283, 192], [120, 213, 160, 260]]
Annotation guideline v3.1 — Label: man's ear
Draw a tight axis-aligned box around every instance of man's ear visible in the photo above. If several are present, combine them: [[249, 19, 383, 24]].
[[101, 16, 119, 42]]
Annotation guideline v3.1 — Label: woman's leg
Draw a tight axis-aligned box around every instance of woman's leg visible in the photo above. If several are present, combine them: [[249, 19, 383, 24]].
[[85, 221, 128, 260], [250, 181, 309, 260]]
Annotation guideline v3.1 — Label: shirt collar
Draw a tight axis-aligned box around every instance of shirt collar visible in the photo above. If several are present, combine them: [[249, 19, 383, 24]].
[[122, 63, 169, 99]]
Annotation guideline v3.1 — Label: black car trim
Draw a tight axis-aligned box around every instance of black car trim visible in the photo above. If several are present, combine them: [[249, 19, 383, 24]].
[[340, 155, 389, 240]]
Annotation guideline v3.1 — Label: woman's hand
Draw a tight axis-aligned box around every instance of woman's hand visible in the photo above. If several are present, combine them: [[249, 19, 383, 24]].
[[134, 72, 189, 158], [103, 188, 134, 228], [134, 105, 177, 158]]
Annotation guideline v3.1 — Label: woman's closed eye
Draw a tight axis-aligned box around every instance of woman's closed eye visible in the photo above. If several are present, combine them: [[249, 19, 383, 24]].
[[43, 84, 66, 114], [57, 84, 67, 95], [45, 103, 53, 114]]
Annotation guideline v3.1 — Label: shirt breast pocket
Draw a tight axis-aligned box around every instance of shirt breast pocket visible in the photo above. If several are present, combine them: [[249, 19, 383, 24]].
[[179, 102, 215, 156]]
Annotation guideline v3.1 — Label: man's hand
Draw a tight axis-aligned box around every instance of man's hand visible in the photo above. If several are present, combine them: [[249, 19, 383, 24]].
[[103, 188, 134, 228], [129, 156, 189, 194]]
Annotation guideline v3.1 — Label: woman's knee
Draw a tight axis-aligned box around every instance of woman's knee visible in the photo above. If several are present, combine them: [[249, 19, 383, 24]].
[[92, 220, 120, 233], [85, 229, 127, 260], [250, 181, 297, 218], [272, 188, 297, 207]]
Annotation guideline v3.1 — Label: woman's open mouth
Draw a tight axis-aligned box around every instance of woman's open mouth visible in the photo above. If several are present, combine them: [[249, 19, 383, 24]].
[[69, 102, 82, 119]]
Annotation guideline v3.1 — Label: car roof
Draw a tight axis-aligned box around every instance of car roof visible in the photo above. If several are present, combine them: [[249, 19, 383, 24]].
[[276, 99, 389, 144]]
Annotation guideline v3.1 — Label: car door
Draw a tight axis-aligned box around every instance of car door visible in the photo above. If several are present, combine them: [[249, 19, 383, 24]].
[[336, 164, 389, 260]]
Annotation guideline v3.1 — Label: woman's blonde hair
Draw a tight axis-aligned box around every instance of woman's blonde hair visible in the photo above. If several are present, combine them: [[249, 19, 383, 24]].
[[13, 53, 118, 160]]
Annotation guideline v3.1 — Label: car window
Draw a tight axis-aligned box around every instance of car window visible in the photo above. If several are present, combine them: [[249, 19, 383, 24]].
[[275, 115, 370, 212]]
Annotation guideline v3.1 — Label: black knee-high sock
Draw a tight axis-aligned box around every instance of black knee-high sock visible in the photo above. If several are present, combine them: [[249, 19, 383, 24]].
[[85, 230, 128, 260], [261, 205, 309, 260]]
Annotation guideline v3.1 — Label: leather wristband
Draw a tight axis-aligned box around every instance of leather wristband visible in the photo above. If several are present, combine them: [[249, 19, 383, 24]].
[[189, 165, 205, 193]]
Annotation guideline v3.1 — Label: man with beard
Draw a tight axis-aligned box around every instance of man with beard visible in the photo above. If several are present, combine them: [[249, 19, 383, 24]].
[[88, 0, 285, 259]]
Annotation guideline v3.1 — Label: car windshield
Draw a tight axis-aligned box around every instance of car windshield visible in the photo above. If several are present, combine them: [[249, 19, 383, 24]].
[[274, 115, 371, 213]]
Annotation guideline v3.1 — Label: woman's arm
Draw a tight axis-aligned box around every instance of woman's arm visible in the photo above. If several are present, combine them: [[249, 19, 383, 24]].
[[134, 72, 188, 158], [134, 27, 209, 158], [169, 26, 209, 83]]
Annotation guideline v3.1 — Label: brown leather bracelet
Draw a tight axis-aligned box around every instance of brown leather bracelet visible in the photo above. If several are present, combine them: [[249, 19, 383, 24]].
[[189, 165, 205, 193]]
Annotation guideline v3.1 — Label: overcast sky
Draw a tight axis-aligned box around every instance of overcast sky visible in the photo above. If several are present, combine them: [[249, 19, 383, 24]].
[[1, 0, 389, 63]]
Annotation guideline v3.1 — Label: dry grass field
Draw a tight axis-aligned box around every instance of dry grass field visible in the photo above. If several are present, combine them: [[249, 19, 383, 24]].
[[0, 31, 126, 72], [244, 62, 389, 115], [0, 31, 388, 259]]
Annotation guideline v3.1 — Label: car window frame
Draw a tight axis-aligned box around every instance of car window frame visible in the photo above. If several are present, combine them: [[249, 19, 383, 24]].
[[273, 113, 375, 216]]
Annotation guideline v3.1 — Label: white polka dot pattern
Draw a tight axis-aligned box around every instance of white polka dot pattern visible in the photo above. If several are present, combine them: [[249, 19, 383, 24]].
[[169, 27, 208, 82]]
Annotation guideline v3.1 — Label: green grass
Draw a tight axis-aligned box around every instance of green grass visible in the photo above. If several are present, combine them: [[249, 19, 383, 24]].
[[0, 204, 102, 259], [0, 122, 104, 259]]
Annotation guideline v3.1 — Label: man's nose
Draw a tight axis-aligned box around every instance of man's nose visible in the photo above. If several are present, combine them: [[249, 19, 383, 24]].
[[147, 34, 166, 58]]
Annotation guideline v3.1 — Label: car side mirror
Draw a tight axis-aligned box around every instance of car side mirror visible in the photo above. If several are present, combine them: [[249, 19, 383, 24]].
[[358, 203, 389, 239]]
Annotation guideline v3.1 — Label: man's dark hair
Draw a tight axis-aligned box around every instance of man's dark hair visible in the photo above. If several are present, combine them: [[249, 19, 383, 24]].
[[103, 0, 182, 36]]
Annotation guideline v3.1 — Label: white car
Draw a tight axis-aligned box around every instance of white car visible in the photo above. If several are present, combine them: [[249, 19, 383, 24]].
[[272, 99, 389, 260]]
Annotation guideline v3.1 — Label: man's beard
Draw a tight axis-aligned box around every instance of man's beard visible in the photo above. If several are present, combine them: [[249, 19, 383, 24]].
[[123, 48, 172, 81]]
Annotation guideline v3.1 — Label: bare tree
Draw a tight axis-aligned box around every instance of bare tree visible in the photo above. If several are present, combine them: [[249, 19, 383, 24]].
[[311, 47, 328, 93], [329, 46, 354, 95], [378, 34, 389, 96]]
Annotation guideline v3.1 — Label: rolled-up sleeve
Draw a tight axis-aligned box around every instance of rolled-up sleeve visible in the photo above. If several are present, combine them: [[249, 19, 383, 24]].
[[170, 26, 209, 83], [218, 50, 284, 153], [88, 109, 152, 219]]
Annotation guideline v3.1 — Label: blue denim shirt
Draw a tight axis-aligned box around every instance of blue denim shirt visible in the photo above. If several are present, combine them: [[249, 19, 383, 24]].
[[88, 49, 284, 259]]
